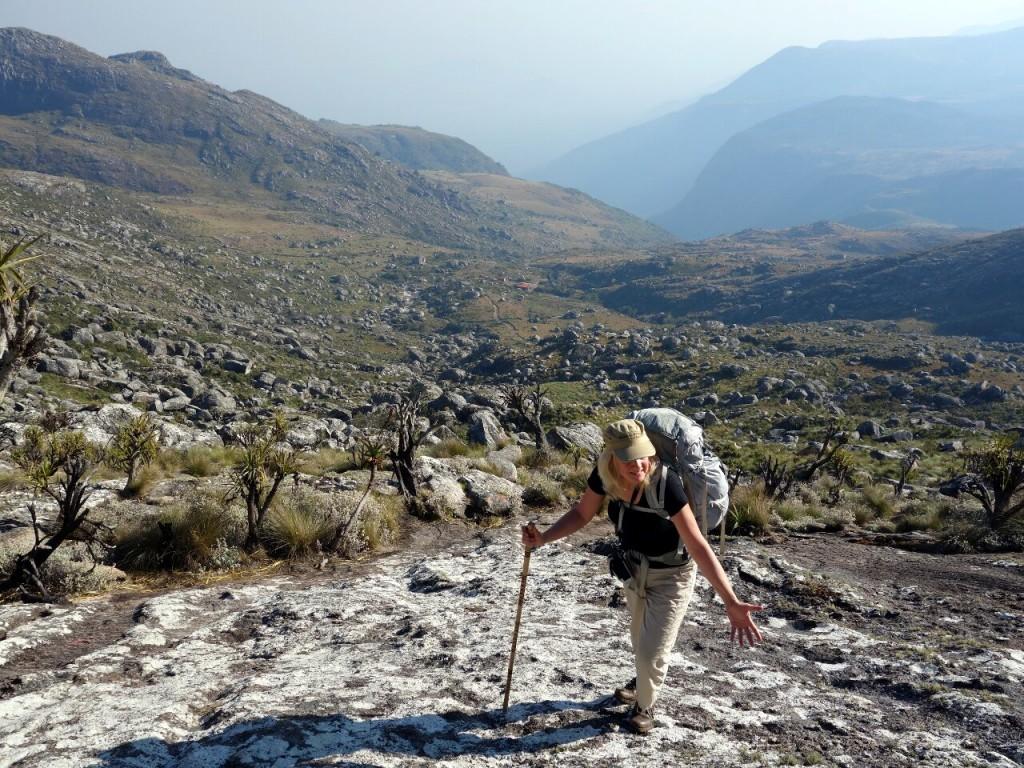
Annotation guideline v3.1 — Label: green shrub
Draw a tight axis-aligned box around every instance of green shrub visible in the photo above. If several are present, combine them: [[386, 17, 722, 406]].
[[263, 489, 333, 558], [107, 413, 160, 494], [729, 485, 772, 534]]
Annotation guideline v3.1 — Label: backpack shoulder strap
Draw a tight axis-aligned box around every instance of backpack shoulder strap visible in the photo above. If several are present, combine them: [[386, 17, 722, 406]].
[[644, 463, 668, 511]]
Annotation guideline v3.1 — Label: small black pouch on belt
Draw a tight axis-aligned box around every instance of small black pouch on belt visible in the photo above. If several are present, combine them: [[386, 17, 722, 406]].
[[608, 542, 632, 582]]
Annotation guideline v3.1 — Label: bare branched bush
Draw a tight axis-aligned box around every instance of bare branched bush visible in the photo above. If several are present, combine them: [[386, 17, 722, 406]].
[[504, 380, 550, 450]]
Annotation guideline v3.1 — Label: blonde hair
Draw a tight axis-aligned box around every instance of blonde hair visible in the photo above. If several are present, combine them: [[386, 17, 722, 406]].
[[597, 447, 658, 502]]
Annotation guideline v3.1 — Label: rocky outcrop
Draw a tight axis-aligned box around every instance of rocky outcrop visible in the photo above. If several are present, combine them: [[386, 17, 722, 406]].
[[546, 423, 603, 458]]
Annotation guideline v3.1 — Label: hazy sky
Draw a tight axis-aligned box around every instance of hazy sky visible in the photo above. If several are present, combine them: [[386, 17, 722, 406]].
[[4, 0, 1024, 172]]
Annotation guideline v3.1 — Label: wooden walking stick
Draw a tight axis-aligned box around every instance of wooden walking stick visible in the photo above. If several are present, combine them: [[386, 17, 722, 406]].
[[502, 525, 535, 713]]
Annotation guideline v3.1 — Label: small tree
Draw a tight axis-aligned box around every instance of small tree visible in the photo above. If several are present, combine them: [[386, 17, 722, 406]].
[[0, 233, 47, 405], [2, 427, 105, 600], [895, 449, 922, 497], [758, 421, 849, 501], [107, 413, 160, 496], [794, 420, 849, 483], [941, 436, 1024, 529], [825, 448, 856, 506], [381, 382, 444, 498], [327, 429, 390, 553], [757, 454, 795, 500], [504, 381, 549, 450], [230, 414, 301, 551]]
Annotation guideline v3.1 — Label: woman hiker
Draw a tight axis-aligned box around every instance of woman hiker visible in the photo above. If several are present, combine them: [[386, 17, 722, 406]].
[[522, 418, 764, 735]]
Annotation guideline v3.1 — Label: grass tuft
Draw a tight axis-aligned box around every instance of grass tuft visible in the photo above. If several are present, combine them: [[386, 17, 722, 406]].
[[121, 463, 163, 500], [425, 439, 485, 460], [115, 491, 242, 571], [861, 483, 897, 519], [729, 485, 772, 534], [263, 493, 333, 558]]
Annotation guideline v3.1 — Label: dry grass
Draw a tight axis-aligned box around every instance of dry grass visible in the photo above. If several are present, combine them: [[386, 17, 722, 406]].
[[521, 470, 564, 507], [425, 440, 486, 460], [180, 447, 217, 477], [520, 446, 567, 470], [860, 483, 897, 519], [121, 463, 164, 500], [360, 493, 402, 551], [0, 469, 26, 493], [301, 448, 358, 476]]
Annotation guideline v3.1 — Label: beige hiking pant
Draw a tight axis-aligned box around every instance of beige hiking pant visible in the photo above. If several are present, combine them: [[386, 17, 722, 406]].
[[623, 558, 697, 709]]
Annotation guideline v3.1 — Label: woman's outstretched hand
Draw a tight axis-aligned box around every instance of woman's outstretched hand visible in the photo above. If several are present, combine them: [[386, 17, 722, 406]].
[[521, 521, 544, 550], [726, 601, 765, 647]]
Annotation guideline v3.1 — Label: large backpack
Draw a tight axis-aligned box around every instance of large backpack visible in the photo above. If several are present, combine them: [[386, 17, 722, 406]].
[[627, 407, 730, 536]]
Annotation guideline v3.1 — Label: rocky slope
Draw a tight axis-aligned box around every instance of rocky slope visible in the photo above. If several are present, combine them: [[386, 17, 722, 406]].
[[0, 518, 1021, 767]]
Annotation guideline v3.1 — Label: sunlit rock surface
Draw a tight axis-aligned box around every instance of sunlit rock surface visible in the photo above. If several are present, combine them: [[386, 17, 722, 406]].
[[1, 522, 1022, 767]]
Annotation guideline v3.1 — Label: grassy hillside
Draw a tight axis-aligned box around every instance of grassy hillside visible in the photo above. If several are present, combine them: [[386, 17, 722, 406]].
[[318, 121, 508, 175]]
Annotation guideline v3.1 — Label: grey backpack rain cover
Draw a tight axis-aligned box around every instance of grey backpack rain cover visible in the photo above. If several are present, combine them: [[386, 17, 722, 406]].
[[627, 407, 730, 535]]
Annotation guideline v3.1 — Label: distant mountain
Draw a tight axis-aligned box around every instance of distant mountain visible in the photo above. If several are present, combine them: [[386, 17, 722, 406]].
[[318, 121, 508, 175], [655, 96, 1024, 238], [0, 27, 668, 253], [535, 26, 1024, 220], [727, 228, 1024, 339]]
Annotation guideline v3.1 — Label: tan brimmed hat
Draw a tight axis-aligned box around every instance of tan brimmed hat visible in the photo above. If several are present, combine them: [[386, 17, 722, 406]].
[[603, 419, 656, 462]]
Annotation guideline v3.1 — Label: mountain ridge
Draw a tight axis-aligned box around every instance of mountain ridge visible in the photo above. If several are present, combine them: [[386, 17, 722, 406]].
[[0, 27, 669, 253], [535, 26, 1024, 224]]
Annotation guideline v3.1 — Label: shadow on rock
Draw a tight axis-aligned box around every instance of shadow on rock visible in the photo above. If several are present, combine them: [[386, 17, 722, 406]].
[[94, 697, 619, 767]]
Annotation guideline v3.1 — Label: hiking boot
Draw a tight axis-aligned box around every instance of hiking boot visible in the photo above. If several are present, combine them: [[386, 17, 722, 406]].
[[613, 677, 637, 704], [623, 703, 656, 735]]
